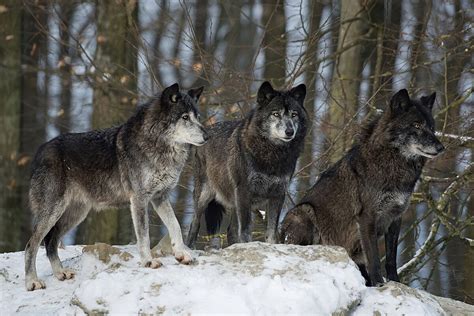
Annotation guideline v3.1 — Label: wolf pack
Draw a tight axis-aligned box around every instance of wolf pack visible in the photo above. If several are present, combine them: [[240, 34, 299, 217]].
[[24, 81, 445, 292]]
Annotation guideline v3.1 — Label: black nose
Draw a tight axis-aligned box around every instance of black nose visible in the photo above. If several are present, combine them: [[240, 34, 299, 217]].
[[203, 130, 209, 142], [435, 142, 445, 153], [285, 128, 294, 137]]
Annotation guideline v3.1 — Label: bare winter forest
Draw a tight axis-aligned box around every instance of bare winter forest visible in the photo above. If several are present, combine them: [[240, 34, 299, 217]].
[[0, 0, 472, 303]]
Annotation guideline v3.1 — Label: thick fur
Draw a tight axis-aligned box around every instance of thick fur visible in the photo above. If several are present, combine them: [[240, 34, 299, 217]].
[[24, 83, 208, 291], [280, 89, 444, 286], [186, 81, 308, 247]]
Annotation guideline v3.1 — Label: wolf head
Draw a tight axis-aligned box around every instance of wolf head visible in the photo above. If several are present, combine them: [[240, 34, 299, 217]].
[[383, 89, 444, 159], [254, 81, 307, 144], [158, 83, 209, 146]]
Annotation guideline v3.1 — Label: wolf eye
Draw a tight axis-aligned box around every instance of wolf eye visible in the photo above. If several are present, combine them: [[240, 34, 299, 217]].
[[291, 112, 298, 118], [182, 114, 189, 120], [413, 122, 422, 129], [272, 112, 281, 118]]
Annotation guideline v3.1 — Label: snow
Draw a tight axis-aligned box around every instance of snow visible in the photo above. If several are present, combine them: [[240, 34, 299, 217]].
[[1, 242, 472, 315]]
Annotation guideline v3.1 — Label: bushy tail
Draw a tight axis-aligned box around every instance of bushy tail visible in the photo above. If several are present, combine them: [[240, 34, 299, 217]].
[[205, 199, 225, 235], [280, 203, 317, 245]]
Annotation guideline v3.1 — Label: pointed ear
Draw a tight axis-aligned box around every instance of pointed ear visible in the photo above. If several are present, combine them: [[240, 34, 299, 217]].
[[390, 89, 411, 114], [161, 83, 181, 104], [420, 92, 436, 111], [289, 84, 306, 106], [188, 86, 204, 103], [257, 81, 276, 106]]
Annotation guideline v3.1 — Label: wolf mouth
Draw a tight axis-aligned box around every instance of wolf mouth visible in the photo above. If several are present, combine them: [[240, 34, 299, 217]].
[[417, 148, 439, 158], [280, 136, 295, 142], [190, 140, 207, 146]]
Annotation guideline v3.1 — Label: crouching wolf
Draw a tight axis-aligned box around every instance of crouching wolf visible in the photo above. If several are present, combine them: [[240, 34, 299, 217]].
[[186, 81, 308, 247], [280, 89, 444, 286], [25, 83, 208, 291]]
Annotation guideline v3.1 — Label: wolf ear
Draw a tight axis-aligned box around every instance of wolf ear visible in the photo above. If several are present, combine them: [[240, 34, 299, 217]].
[[390, 89, 411, 114], [290, 84, 306, 106], [420, 92, 436, 111], [188, 86, 204, 103], [162, 83, 181, 104], [257, 81, 276, 106]]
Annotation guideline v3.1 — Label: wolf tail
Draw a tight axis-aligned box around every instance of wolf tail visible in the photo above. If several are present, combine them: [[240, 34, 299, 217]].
[[280, 203, 318, 245], [204, 199, 225, 235]]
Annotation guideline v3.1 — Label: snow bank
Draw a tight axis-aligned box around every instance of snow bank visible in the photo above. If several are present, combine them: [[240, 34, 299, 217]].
[[1, 242, 472, 315]]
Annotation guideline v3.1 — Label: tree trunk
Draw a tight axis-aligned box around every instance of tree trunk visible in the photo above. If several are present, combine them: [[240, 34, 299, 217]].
[[76, 0, 138, 245], [56, 1, 75, 134], [296, 1, 324, 198], [262, 0, 286, 87], [324, 0, 373, 162], [0, 0, 23, 252]]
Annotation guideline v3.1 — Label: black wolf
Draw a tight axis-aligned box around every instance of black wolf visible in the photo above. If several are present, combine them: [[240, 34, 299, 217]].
[[186, 81, 308, 247], [25, 83, 208, 291], [280, 89, 444, 286]]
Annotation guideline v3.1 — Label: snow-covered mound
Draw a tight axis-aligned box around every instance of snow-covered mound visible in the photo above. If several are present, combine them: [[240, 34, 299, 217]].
[[1, 242, 472, 315]]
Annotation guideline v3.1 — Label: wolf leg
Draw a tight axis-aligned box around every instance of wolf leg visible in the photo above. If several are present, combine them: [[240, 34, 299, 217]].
[[25, 203, 66, 291], [265, 196, 284, 244], [131, 196, 161, 268], [226, 211, 238, 246], [186, 182, 213, 248], [358, 211, 384, 286], [357, 263, 371, 286], [152, 198, 193, 264], [44, 204, 89, 281], [385, 217, 401, 282], [234, 188, 252, 243]]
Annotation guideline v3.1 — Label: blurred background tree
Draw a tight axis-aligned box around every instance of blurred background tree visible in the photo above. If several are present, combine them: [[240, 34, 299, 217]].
[[0, 0, 472, 303]]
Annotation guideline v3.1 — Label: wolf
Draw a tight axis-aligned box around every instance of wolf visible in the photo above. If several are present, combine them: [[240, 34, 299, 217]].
[[280, 89, 444, 286], [185, 81, 308, 247], [24, 83, 208, 291]]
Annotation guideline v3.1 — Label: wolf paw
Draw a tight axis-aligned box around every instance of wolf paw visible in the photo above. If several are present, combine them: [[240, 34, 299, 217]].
[[55, 269, 75, 281], [174, 246, 193, 264], [26, 279, 46, 291], [144, 258, 162, 269]]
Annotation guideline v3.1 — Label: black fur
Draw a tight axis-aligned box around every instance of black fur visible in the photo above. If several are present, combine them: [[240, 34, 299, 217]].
[[24, 83, 207, 291], [280, 89, 444, 286], [186, 81, 308, 247]]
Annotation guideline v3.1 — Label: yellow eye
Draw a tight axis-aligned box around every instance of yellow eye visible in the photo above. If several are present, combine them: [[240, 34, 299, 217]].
[[413, 122, 422, 129], [291, 112, 298, 118], [182, 114, 189, 120], [272, 112, 280, 118]]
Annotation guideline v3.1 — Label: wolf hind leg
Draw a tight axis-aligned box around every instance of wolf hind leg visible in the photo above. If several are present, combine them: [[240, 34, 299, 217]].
[[44, 203, 90, 281], [226, 210, 239, 246], [186, 182, 214, 248], [25, 201, 68, 291]]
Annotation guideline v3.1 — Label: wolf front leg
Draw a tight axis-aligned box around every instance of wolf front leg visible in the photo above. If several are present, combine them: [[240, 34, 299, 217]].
[[151, 198, 193, 264], [385, 217, 402, 282], [130, 196, 162, 268], [265, 196, 285, 244], [234, 188, 253, 243], [358, 211, 384, 286]]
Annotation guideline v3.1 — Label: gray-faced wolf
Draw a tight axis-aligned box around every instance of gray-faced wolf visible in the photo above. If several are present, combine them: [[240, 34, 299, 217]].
[[24, 83, 208, 291], [185, 81, 308, 248], [280, 89, 444, 286]]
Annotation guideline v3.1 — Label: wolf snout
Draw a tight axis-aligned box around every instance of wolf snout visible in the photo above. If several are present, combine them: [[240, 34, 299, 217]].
[[285, 127, 294, 137], [435, 142, 445, 154], [202, 130, 210, 142]]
